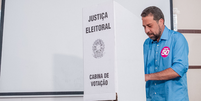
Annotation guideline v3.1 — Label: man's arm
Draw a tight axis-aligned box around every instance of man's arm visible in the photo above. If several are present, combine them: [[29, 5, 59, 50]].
[[145, 68, 180, 81]]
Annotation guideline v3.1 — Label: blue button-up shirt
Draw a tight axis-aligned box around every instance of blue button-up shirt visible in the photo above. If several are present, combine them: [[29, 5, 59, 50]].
[[143, 26, 189, 101]]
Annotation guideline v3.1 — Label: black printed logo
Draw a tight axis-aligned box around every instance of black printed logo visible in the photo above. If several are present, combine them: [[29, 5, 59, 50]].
[[92, 39, 105, 58]]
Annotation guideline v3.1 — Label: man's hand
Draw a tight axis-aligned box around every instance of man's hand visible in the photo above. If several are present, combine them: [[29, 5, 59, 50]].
[[145, 74, 149, 81]]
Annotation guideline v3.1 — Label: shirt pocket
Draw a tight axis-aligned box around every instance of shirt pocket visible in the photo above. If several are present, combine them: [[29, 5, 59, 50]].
[[160, 45, 172, 69], [161, 53, 172, 70]]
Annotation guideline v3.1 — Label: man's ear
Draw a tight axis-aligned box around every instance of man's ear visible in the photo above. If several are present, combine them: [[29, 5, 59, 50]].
[[159, 18, 164, 25]]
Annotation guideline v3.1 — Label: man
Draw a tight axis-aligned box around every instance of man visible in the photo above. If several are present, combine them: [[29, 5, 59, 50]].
[[141, 6, 189, 101]]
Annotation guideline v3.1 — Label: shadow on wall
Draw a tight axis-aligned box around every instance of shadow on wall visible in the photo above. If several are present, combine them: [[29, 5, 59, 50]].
[[53, 54, 83, 91]]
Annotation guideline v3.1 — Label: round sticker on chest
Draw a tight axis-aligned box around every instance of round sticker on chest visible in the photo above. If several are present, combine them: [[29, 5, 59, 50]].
[[161, 46, 170, 58]]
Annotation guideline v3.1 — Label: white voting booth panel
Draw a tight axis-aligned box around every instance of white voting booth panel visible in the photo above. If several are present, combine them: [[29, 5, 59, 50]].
[[83, 1, 146, 101], [0, 0, 171, 100]]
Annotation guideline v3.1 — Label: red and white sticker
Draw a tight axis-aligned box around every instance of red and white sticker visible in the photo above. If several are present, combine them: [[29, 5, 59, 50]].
[[161, 46, 170, 58]]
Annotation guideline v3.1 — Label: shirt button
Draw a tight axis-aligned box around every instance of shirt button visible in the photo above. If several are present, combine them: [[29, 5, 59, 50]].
[[155, 60, 157, 62], [156, 52, 158, 54], [157, 45, 159, 47], [155, 67, 157, 69], [155, 92, 157, 94], [155, 83, 156, 85]]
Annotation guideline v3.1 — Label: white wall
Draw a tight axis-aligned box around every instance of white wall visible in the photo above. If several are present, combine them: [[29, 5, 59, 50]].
[[173, 0, 201, 100]]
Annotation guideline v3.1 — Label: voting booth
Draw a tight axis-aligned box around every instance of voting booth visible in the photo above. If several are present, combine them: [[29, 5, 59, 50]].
[[83, 1, 147, 101], [0, 0, 172, 99]]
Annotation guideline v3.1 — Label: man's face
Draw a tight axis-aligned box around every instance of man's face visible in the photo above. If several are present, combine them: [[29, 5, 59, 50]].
[[142, 15, 163, 41]]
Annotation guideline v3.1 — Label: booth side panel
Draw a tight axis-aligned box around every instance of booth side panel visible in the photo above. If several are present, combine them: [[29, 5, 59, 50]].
[[114, 2, 146, 101]]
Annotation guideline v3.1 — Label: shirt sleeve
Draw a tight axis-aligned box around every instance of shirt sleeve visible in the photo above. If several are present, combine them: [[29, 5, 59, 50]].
[[171, 33, 189, 77]]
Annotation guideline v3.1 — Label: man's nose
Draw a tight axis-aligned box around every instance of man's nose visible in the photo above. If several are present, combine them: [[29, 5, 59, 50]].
[[145, 27, 150, 34]]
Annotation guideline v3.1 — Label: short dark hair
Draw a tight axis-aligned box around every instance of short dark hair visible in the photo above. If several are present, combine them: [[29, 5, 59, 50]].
[[141, 6, 165, 23]]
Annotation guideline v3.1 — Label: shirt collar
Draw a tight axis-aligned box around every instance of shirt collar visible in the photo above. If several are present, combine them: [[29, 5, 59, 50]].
[[150, 26, 169, 43], [160, 26, 169, 41]]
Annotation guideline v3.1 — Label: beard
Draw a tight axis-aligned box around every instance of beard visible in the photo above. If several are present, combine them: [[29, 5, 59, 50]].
[[149, 32, 160, 41], [148, 25, 162, 41]]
